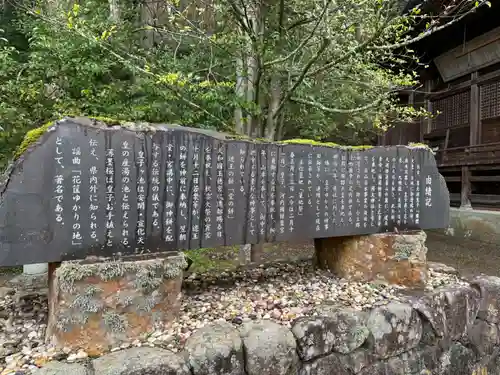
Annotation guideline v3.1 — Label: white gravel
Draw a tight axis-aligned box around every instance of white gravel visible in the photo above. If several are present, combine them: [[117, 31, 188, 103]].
[[0, 260, 464, 374]]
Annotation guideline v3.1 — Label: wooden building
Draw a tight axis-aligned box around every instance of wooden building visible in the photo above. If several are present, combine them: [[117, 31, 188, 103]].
[[380, 1, 500, 209]]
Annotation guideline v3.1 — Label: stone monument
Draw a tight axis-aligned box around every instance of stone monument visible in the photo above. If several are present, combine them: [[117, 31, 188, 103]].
[[0, 117, 450, 352]]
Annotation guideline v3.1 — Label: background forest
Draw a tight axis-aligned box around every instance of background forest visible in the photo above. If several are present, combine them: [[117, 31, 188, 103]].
[[0, 0, 489, 168]]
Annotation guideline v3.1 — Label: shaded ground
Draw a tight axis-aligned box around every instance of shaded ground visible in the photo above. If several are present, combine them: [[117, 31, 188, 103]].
[[425, 231, 500, 278]]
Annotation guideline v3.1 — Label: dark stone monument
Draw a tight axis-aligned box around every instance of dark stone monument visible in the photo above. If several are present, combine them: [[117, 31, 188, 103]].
[[0, 117, 450, 266]]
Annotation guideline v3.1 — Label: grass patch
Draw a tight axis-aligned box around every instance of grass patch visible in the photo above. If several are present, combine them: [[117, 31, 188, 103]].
[[183, 247, 239, 273]]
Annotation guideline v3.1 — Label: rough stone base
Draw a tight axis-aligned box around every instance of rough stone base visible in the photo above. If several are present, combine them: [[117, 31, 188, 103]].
[[45, 253, 187, 355], [314, 231, 428, 287]]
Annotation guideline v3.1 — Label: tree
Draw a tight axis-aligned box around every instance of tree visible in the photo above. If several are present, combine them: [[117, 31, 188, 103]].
[[0, 0, 491, 260]]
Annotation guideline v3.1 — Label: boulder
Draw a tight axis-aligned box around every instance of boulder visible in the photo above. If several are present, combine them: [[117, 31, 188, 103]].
[[33, 362, 92, 375], [239, 321, 299, 375], [292, 305, 369, 361], [366, 302, 422, 359], [471, 276, 500, 324], [299, 353, 352, 375], [467, 319, 499, 356], [185, 321, 244, 375], [92, 347, 190, 375]]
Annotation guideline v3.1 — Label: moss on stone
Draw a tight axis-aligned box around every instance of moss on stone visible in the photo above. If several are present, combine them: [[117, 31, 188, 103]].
[[13, 120, 56, 160], [103, 311, 128, 333], [56, 255, 187, 294]]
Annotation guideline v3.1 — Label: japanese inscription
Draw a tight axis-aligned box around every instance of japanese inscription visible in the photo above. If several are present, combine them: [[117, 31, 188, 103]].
[[0, 118, 450, 266]]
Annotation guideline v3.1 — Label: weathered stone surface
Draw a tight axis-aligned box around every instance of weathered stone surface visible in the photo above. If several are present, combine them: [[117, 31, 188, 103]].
[[46, 255, 185, 354], [299, 352, 351, 375], [470, 275, 500, 324], [92, 347, 190, 375], [292, 305, 369, 360], [409, 283, 480, 343], [467, 319, 499, 356], [435, 342, 476, 375], [185, 321, 244, 375], [366, 302, 423, 358], [441, 284, 480, 340], [358, 349, 431, 375], [239, 320, 299, 375], [33, 361, 92, 375], [314, 231, 428, 287]]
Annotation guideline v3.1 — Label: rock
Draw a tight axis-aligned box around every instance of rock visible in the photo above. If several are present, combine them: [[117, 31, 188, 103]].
[[436, 342, 476, 375], [292, 305, 368, 361], [314, 231, 428, 288], [471, 276, 500, 324], [441, 284, 480, 340], [239, 321, 299, 375], [366, 302, 422, 359], [46, 255, 185, 353], [467, 319, 499, 356], [92, 347, 190, 375], [298, 353, 351, 375], [31, 362, 91, 375], [185, 321, 244, 375]]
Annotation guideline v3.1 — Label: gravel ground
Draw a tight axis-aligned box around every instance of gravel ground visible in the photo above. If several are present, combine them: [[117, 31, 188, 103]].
[[0, 253, 464, 374]]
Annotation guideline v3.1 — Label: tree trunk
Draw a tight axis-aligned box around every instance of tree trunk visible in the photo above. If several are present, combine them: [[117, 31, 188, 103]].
[[109, 0, 120, 22]]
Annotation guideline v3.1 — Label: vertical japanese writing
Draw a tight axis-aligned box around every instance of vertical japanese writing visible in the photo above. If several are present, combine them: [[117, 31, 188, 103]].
[[71, 146, 82, 246], [249, 148, 257, 237], [227, 152, 236, 221], [89, 139, 99, 241], [315, 153, 322, 231], [203, 145, 213, 240], [164, 143, 175, 243], [390, 156, 397, 224], [362, 155, 369, 228], [409, 157, 415, 223], [340, 153, 347, 226], [259, 149, 267, 237], [151, 144, 161, 229], [347, 155, 354, 226], [354, 153, 362, 229], [415, 161, 421, 225], [105, 148, 115, 247], [278, 151, 286, 234], [269, 150, 278, 237], [216, 144, 225, 240], [323, 157, 330, 231], [191, 143, 201, 241], [288, 151, 296, 233], [376, 156, 383, 227], [369, 156, 376, 227], [179, 145, 188, 242], [403, 157, 409, 224], [332, 154, 339, 226], [383, 156, 390, 227], [136, 150, 146, 247], [121, 141, 131, 246], [53, 137, 64, 226], [397, 157, 404, 225], [425, 174, 432, 208], [297, 156, 305, 217]]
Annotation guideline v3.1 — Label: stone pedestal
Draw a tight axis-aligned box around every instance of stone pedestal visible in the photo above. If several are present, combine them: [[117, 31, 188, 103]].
[[314, 231, 428, 288], [45, 253, 187, 355]]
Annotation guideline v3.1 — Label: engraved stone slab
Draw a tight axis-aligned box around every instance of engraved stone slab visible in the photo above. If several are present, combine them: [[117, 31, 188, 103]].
[[0, 117, 450, 266]]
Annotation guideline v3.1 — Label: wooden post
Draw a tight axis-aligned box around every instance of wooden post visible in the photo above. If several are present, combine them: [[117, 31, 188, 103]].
[[461, 166, 472, 208], [470, 72, 480, 146], [424, 80, 433, 136]]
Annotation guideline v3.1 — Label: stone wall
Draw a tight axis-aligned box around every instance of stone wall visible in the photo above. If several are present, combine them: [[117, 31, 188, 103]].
[[35, 275, 500, 375]]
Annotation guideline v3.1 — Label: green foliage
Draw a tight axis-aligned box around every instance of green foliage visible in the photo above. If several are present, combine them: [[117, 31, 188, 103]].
[[0, 0, 487, 165]]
